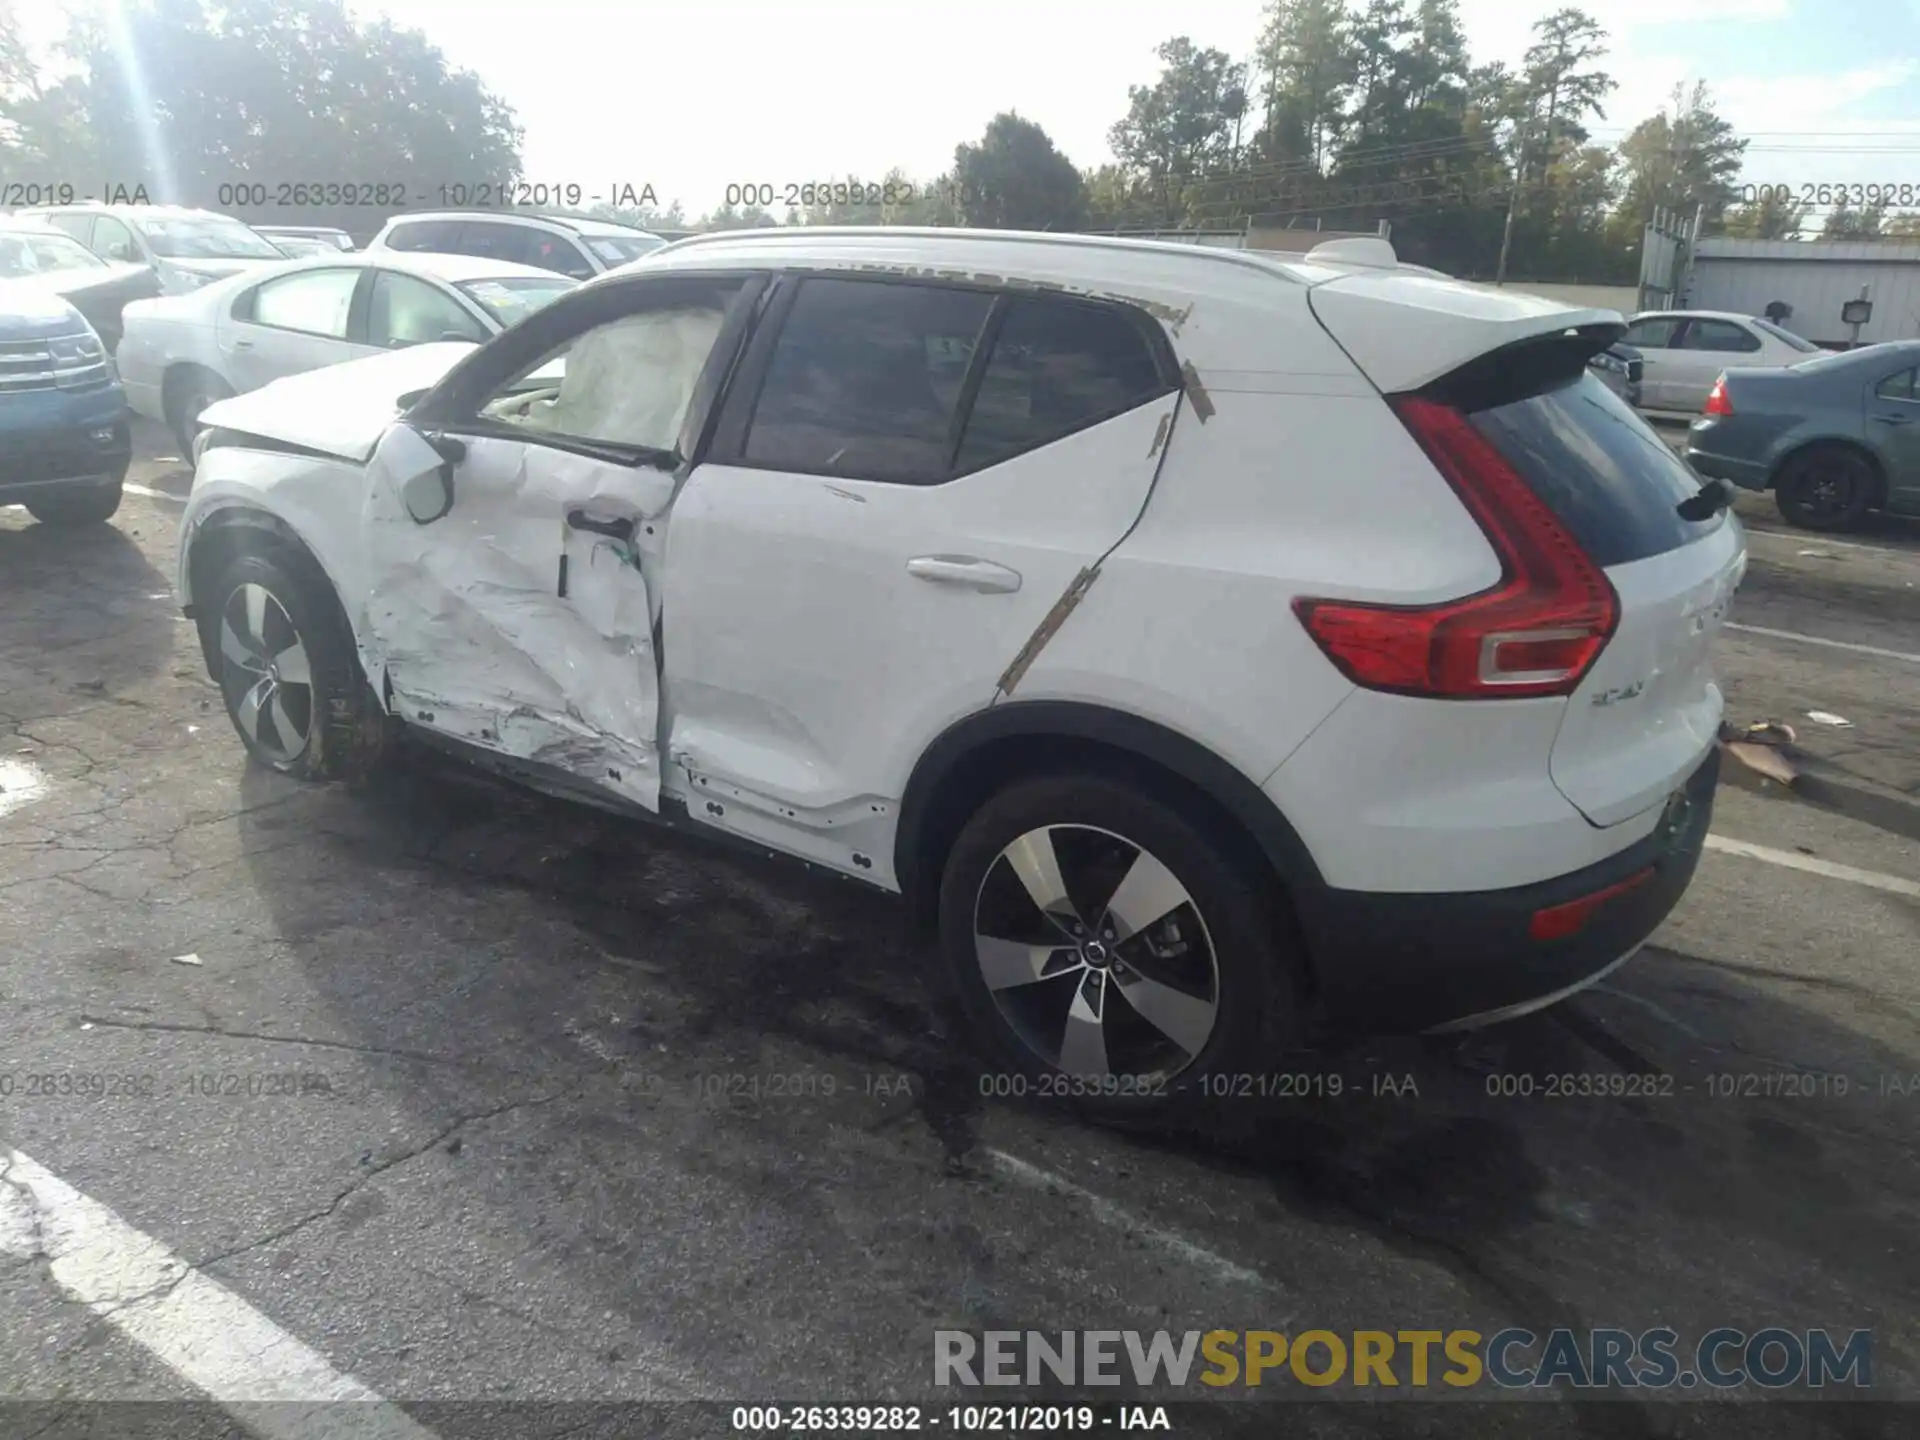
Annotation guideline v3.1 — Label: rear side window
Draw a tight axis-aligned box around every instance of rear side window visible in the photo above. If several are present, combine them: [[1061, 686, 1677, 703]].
[[244, 268, 359, 338], [1622, 317, 1680, 349], [1875, 368, 1917, 401], [1681, 319, 1762, 354], [957, 297, 1171, 470], [742, 278, 995, 484], [1469, 373, 1716, 568]]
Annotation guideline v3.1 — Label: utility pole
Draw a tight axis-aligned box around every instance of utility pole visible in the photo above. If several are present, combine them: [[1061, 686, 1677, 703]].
[[1495, 124, 1526, 285]]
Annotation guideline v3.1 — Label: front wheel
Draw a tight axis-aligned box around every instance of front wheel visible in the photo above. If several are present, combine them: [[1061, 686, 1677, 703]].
[[1775, 446, 1877, 531], [170, 372, 233, 458], [938, 772, 1301, 1113], [25, 480, 123, 527], [206, 545, 393, 780]]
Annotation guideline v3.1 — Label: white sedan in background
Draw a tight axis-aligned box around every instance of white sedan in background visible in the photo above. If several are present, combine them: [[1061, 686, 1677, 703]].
[[1620, 309, 1825, 413], [117, 250, 579, 454]]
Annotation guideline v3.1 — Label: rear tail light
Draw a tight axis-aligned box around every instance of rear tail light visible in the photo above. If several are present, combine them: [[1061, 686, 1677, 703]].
[[1292, 395, 1619, 700], [1703, 376, 1733, 416]]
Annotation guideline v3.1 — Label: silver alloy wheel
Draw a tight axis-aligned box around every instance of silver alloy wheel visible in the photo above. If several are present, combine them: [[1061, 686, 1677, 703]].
[[218, 582, 313, 765], [972, 823, 1221, 1082]]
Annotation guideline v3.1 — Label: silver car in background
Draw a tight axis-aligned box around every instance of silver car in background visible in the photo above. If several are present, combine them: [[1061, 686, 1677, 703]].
[[116, 249, 577, 453]]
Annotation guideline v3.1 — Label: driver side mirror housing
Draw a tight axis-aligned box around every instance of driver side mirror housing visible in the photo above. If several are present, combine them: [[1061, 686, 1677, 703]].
[[377, 423, 464, 525]]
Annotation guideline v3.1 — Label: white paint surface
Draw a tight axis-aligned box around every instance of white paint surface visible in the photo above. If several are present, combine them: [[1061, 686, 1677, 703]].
[[1705, 835, 1920, 900], [0, 1148, 440, 1435]]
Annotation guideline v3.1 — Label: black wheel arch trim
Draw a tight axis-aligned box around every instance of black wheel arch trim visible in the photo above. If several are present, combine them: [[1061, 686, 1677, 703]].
[[894, 700, 1326, 912], [183, 505, 341, 680]]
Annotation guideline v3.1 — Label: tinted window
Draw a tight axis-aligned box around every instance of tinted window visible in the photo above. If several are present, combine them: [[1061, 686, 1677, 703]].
[[368, 270, 487, 347], [957, 297, 1169, 470], [744, 278, 995, 484], [246, 268, 359, 338], [456, 222, 592, 278], [1469, 372, 1718, 567], [1623, 317, 1681, 349], [1875, 368, 1917, 401], [385, 221, 462, 252], [1682, 319, 1762, 353], [1752, 318, 1821, 353]]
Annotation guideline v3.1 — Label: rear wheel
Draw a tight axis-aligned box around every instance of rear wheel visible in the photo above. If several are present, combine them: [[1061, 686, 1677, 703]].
[[168, 370, 233, 458], [939, 773, 1299, 1113], [1774, 445, 1877, 531], [24, 480, 124, 527], [206, 545, 393, 780]]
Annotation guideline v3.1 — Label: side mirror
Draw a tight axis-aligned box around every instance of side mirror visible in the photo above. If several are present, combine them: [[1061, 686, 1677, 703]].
[[375, 423, 462, 525]]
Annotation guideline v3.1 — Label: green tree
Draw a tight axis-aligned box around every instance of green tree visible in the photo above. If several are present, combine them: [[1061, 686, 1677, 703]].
[[1822, 197, 1886, 239], [1614, 81, 1747, 233], [6, 0, 521, 233], [587, 197, 687, 230], [695, 202, 778, 231], [1722, 188, 1807, 240], [950, 112, 1086, 230], [1494, 8, 1615, 282], [1108, 37, 1248, 220], [1255, 0, 1355, 170], [1886, 210, 1920, 238]]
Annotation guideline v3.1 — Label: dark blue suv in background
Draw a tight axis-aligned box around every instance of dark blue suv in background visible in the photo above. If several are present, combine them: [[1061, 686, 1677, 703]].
[[0, 281, 131, 527]]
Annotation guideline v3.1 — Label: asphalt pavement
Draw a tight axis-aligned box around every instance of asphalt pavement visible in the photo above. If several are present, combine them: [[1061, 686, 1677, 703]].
[[1, 417, 1916, 1439]]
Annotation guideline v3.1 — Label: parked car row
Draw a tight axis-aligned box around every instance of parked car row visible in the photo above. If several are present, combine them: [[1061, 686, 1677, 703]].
[[116, 250, 579, 453]]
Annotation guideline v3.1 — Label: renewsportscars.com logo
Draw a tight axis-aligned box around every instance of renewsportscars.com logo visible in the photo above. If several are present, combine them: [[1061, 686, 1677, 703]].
[[934, 1328, 1873, 1391]]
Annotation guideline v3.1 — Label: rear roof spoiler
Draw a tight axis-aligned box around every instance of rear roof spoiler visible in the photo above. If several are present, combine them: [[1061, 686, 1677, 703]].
[[1308, 271, 1624, 394]]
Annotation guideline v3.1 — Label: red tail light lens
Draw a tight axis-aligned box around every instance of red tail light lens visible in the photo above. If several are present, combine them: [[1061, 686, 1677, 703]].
[[1292, 395, 1619, 700], [1703, 376, 1733, 416]]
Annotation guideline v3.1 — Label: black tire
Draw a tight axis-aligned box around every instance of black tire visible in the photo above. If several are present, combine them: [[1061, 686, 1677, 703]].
[[24, 480, 123, 527], [168, 369, 233, 459], [938, 772, 1302, 1115], [1774, 445, 1877, 531], [205, 542, 394, 780]]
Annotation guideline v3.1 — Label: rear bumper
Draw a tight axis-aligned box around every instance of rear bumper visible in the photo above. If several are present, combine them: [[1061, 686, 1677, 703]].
[[1684, 430, 1771, 492], [1298, 746, 1718, 1034]]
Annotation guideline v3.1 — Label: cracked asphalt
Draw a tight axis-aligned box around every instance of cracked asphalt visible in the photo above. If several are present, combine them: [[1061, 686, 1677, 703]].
[[1, 419, 1917, 1439]]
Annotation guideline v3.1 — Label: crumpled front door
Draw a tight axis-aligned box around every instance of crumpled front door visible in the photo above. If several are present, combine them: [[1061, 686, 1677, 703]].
[[359, 426, 669, 811]]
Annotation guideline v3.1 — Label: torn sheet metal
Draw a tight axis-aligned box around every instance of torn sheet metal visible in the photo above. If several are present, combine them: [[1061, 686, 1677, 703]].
[[1179, 361, 1216, 422], [360, 433, 669, 812], [997, 565, 1101, 697]]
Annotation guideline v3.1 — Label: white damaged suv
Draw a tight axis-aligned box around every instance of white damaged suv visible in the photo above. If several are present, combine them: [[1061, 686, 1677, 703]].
[[176, 228, 1745, 1103]]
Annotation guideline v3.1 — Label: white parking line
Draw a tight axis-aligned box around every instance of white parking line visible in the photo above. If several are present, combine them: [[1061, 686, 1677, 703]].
[[984, 1147, 1285, 1300], [124, 482, 186, 503], [0, 1148, 440, 1437], [1705, 835, 1920, 900], [1722, 622, 1920, 666]]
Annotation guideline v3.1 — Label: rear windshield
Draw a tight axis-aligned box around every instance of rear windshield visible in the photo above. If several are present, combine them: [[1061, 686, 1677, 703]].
[[1468, 372, 1722, 568]]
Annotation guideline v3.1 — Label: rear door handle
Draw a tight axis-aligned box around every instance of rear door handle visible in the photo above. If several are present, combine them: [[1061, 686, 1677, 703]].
[[906, 555, 1022, 593], [1873, 413, 1912, 426], [231, 339, 254, 350]]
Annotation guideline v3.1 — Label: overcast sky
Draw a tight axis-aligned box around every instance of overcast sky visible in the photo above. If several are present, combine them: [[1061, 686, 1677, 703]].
[[31, 0, 1920, 215]]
